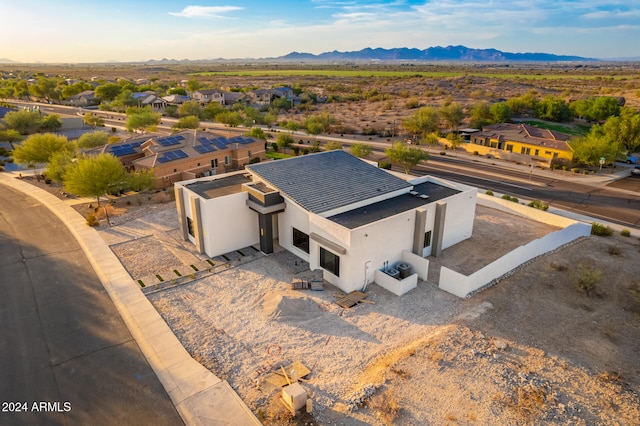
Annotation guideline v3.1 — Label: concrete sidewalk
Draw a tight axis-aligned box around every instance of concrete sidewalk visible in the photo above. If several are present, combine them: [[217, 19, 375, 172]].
[[0, 173, 261, 426]]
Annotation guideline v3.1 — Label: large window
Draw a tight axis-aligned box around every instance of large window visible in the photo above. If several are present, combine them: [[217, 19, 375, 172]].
[[292, 228, 309, 253], [320, 247, 340, 277]]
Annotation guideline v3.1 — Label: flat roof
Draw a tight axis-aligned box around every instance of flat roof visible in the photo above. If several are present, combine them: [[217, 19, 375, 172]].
[[327, 181, 460, 229], [247, 151, 411, 214], [184, 173, 252, 199]]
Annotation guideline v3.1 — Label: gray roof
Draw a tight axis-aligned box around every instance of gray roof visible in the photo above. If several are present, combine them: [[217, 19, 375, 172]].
[[247, 150, 411, 214]]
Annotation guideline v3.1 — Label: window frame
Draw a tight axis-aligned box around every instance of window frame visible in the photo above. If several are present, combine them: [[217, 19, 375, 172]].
[[319, 247, 340, 277]]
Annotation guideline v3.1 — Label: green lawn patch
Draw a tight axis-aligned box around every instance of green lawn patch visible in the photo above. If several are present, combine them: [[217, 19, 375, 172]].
[[266, 152, 294, 160], [519, 120, 590, 137]]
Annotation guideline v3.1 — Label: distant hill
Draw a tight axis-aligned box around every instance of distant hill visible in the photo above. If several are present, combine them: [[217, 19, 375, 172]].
[[275, 45, 596, 62], [0, 58, 16, 63]]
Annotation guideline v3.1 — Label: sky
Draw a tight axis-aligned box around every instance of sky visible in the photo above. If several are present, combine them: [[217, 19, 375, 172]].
[[0, 0, 638, 62]]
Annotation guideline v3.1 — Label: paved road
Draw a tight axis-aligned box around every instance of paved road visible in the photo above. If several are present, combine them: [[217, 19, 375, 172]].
[[0, 185, 182, 425], [413, 156, 640, 228]]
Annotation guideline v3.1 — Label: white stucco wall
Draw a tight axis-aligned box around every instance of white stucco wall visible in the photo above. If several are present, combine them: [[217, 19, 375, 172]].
[[440, 188, 477, 251], [277, 199, 311, 262], [199, 192, 259, 257], [439, 222, 591, 298]]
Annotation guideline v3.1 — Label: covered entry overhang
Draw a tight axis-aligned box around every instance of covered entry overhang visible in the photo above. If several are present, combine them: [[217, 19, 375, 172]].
[[243, 182, 285, 254]]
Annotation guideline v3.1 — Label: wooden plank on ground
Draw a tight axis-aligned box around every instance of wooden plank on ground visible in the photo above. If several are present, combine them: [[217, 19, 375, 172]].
[[335, 290, 367, 308]]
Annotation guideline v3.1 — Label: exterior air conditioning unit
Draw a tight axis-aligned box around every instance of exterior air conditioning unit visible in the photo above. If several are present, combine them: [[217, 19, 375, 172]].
[[397, 263, 411, 279], [386, 268, 400, 279]]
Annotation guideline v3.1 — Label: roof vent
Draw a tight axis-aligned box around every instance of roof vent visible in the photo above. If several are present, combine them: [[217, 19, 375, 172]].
[[419, 194, 430, 199], [409, 191, 418, 196]]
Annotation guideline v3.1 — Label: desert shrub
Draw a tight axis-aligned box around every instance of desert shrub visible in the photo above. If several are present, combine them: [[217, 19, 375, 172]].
[[606, 245, 622, 256], [367, 389, 400, 426], [549, 262, 568, 271], [473, 151, 479, 155], [86, 212, 99, 227], [571, 263, 602, 296], [502, 194, 519, 203], [378, 161, 392, 169], [620, 229, 631, 237], [485, 190, 494, 196], [591, 222, 614, 236], [527, 200, 549, 211]]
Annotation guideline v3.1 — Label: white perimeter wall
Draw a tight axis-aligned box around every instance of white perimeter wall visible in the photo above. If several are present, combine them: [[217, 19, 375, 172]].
[[441, 187, 477, 251], [439, 195, 591, 298], [199, 192, 259, 258]]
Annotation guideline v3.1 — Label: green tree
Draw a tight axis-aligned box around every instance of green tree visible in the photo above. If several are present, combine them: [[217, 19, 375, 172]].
[[590, 97, 621, 121], [63, 153, 126, 206], [111, 89, 137, 110], [350, 142, 373, 158], [177, 101, 203, 118], [385, 142, 428, 174], [506, 92, 539, 116], [246, 127, 267, 140], [402, 107, 440, 140], [95, 83, 122, 101], [13, 133, 73, 167], [439, 102, 464, 131], [29, 77, 61, 103], [186, 79, 201, 93], [421, 132, 440, 147], [536, 96, 573, 122], [40, 114, 62, 132], [490, 102, 513, 123], [126, 109, 161, 133], [202, 102, 224, 120], [173, 115, 200, 130], [45, 149, 75, 183], [469, 101, 492, 128], [3, 109, 42, 134], [446, 133, 464, 153], [601, 107, 640, 153], [283, 120, 300, 132], [216, 111, 243, 127], [569, 131, 617, 167], [125, 169, 155, 192], [275, 133, 294, 152], [77, 131, 110, 149], [0, 129, 22, 149], [83, 113, 104, 129], [167, 87, 187, 96], [305, 121, 324, 136]]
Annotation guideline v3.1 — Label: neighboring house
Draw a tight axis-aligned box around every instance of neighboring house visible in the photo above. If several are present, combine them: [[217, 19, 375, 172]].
[[174, 150, 477, 295], [468, 123, 573, 165], [88, 130, 265, 188], [68, 90, 96, 106], [132, 92, 167, 111], [162, 94, 191, 105], [223, 91, 250, 107], [247, 89, 274, 106], [192, 89, 225, 105]]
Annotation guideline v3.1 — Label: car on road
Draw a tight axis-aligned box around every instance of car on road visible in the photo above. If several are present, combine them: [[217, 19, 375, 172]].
[[632, 165, 640, 176], [618, 154, 639, 164]]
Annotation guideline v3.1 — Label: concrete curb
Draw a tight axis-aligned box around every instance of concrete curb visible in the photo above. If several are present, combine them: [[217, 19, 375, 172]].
[[0, 174, 261, 426]]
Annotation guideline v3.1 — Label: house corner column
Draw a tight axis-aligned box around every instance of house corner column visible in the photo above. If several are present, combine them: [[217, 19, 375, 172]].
[[432, 202, 447, 257], [189, 196, 205, 254], [413, 208, 427, 255], [174, 186, 188, 241]]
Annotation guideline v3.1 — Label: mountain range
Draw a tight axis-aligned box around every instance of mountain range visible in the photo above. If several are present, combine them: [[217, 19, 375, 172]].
[[274, 45, 596, 62]]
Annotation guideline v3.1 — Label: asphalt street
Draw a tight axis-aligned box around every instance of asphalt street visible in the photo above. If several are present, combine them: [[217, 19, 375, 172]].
[[414, 156, 640, 228], [0, 185, 182, 425]]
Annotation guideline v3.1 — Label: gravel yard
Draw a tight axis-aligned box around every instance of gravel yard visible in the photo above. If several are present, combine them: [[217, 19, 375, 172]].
[[93, 200, 640, 425]]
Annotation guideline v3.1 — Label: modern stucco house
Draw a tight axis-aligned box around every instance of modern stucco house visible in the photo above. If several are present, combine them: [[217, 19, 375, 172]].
[[174, 150, 477, 294]]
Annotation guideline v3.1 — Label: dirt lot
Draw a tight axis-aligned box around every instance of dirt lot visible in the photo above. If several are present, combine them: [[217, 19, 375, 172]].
[[58, 193, 638, 426]]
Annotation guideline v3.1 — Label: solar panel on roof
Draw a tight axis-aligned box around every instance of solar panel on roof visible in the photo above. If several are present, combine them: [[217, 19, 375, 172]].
[[176, 150, 188, 159], [157, 137, 180, 147], [157, 157, 169, 163]]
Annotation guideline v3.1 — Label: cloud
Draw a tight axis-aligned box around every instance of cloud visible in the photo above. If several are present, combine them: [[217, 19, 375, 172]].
[[169, 5, 244, 19]]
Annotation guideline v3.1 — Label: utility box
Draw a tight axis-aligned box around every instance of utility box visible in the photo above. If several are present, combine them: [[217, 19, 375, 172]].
[[282, 383, 307, 415]]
